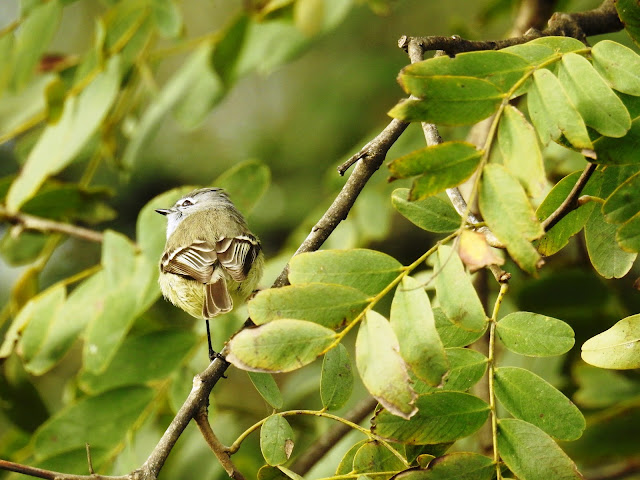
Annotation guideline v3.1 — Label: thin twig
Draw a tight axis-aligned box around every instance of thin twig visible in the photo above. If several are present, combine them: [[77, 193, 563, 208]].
[[0, 206, 105, 243], [194, 406, 246, 480], [541, 162, 597, 232], [291, 397, 378, 475]]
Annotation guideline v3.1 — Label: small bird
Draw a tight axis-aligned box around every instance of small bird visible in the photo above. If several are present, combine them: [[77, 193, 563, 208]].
[[156, 188, 264, 360]]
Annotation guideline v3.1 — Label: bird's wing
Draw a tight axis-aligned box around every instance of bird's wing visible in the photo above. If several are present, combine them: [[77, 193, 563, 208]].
[[204, 271, 232, 318], [215, 234, 261, 283], [160, 239, 217, 284]]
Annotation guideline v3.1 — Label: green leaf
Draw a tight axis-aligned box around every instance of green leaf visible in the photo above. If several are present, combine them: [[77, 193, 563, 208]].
[[388, 78, 503, 126], [616, 0, 640, 47], [11, 0, 62, 90], [288, 249, 403, 296], [352, 440, 406, 476], [151, 0, 182, 38], [434, 245, 486, 332], [498, 105, 546, 197], [372, 391, 489, 444], [17, 285, 66, 366], [593, 115, 640, 165], [260, 415, 294, 466], [478, 164, 544, 274], [226, 319, 337, 372], [527, 68, 592, 149], [494, 367, 585, 440], [581, 313, 640, 369], [122, 43, 218, 168], [257, 465, 290, 480], [388, 141, 482, 201], [616, 213, 640, 252], [602, 171, 640, 224], [0, 74, 54, 138], [502, 43, 556, 65], [336, 440, 368, 475], [585, 166, 638, 278], [391, 276, 448, 386], [248, 372, 283, 409], [496, 312, 575, 357], [356, 311, 417, 419], [392, 452, 494, 480], [412, 348, 487, 394], [320, 343, 354, 411], [535, 170, 599, 256], [498, 418, 583, 480], [33, 386, 154, 461], [78, 330, 197, 394], [592, 40, 640, 95], [22, 271, 105, 375], [214, 160, 271, 215], [527, 36, 587, 54], [399, 50, 531, 93], [559, 53, 631, 138], [434, 308, 485, 348], [391, 189, 460, 233], [248, 283, 369, 329], [211, 15, 249, 86], [6, 56, 122, 211]]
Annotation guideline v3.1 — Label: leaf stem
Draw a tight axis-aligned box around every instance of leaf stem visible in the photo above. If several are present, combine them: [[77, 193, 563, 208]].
[[488, 282, 509, 479], [228, 409, 410, 468]]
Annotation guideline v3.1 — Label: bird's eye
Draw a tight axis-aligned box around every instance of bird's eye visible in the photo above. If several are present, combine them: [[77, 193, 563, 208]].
[[180, 199, 193, 207]]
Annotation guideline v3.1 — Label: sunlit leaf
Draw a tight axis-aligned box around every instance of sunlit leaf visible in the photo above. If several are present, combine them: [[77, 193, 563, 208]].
[[412, 348, 487, 394], [558, 53, 631, 138], [227, 319, 337, 372], [458, 229, 503, 272], [602, 171, 640, 224], [592, 40, 640, 95], [356, 311, 417, 419], [434, 308, 486, 348], [392, 452, 494, 479], [581, 313, 640, 369], [391, 276, 447, 386], [288, 249, 403, 296], [478, 164, 543, 274], [434, 245, 486, 332], [248, 283, 369, 329], [352, 440, 406, 477]]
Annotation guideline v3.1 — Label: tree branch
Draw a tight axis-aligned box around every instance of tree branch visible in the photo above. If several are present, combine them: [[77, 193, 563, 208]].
[[0, 206, 105, 243], [541, 162, 597, 232], [399, 0, 622, 56]]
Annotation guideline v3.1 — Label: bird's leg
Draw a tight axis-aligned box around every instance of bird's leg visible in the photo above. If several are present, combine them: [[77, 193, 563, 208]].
[[205, 319, 228, 377]]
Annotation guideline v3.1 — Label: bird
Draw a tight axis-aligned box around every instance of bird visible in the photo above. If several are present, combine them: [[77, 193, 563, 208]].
[[156, 187, 264, 360]]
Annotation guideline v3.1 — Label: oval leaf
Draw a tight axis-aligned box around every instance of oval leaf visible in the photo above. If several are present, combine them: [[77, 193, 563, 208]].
[[391, 276, 448, 386], [434, 245, 486, 332], [288, 249, 403, 296], [412, 348, 487, 394], [388, 141, 482, 200], [494, 367, 585, 440], [602, 171, 640, 224], [227, 319, 337, 372], [592, 40, 640, 96], [356, 311, 418, 419], [479, 164, 544, 274], [434, 308, 485, 348], [248, 372, 284, 409], [352, 440, 406, 476], [392, 188, 460, 233], [581, 314, 640, 369], [260, 415, 294, 466], [498, 418, 583, 480], [559, 53, 631, 138], [372, 391, 489, 444], [320, 343, 354, 411], [248, 283, 369, 329], [496, 312, 575, 357]]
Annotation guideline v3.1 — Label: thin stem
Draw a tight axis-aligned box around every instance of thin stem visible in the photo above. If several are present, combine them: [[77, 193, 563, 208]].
[[228, 410, 410, 468], [0, 206, 105, 243], [194, 406, 246, 480], [488, 282, 509, 479], [542, 162, 597, 231]]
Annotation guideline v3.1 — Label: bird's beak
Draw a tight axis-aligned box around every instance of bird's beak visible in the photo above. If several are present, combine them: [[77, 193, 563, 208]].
[[155, 208, 172, 216]]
